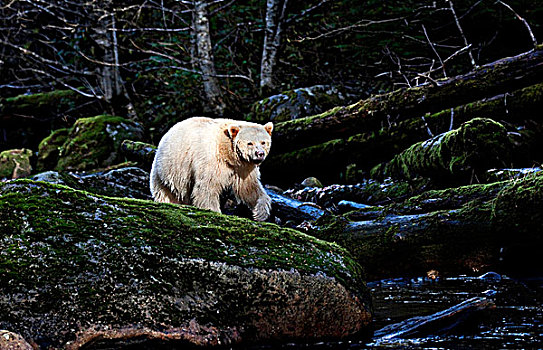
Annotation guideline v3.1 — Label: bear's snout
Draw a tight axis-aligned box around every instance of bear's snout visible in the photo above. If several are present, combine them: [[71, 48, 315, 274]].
[[252, 149, 266, 163]]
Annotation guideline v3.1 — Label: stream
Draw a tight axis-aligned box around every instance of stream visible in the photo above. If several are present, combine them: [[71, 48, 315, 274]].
[[240, 272, 542, 349]]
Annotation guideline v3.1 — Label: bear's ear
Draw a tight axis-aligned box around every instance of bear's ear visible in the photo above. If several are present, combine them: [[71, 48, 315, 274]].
[[227, 125, 241, 139], [264, 122, 273, 136]]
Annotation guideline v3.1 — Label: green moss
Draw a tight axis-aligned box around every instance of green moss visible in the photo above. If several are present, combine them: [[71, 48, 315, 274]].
[[0, 179, 365, 293], [36, 128, 70, 172], [0, 179, 372, 346], [2, 90, 76, 111], [371, 118, 511, 182], [311, 172, 543, 279], [54, 115, 144, 171], [0, 149, 33, 179]]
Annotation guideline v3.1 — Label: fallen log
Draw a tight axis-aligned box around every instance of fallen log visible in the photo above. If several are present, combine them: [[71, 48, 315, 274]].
[[272, 47, 543, 154], [284, 178, 432, 209], [373, 297, 495, 341], [310, 172, 543, 280], [0, 180, 371, 348], [369, 118, 512, 183], [263, 82, 543, 184]]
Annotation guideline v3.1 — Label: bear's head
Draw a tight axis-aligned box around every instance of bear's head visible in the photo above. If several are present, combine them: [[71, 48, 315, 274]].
[[228, 122, 273, 164]]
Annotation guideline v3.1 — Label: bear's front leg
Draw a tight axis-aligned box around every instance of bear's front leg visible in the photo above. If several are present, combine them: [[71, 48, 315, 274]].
[[252, 193, 272, 221]]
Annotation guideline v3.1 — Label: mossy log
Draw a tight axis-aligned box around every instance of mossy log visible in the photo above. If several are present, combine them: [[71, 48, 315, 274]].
[[263, 82, 543, 185], [0, 180, 371, 349], [0, 90, 102, 151], [272, 48, 543, 154], [285, 178, 432, 209], [310, 172, 543, 280], [369, 118, 512, 182], [0, 90, 98, 125]]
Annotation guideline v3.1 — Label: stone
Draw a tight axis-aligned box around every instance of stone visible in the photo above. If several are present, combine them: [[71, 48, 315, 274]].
[[0, 180, 372, 348], [250, 85, 346, 123]]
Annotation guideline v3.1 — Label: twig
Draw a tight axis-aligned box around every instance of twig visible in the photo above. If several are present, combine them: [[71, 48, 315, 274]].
[[421, 114, 434, 137], [447, 0, 476, 68], [495, 0, 538, 48], [422, 24, 447, 78]]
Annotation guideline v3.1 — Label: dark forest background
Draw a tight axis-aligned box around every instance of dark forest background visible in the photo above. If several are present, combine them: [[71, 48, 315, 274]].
[[1, 0, 541, 149]]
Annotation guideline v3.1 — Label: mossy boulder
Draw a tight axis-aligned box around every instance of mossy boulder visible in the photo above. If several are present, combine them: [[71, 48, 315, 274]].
[[249, 85, 346, 123], [0, 180, 371, 348], [42, 115, 144, 172], [32, 166, 152, 200], [36, 128, 70, 172], [370, 118, 512, 183], [0, 149, 33, 179]]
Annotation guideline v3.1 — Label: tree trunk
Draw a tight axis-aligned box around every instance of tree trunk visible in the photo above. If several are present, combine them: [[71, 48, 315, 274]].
[[93, 13, 123, 104], [272, 48, 543, 154], [310, 172, 543, 280], [260, 0, 288, 95], [193, 0, 226, 116]]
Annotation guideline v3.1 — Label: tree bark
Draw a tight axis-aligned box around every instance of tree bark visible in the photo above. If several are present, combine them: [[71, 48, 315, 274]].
[[310, 172, 543, 280], [193, 0, 226, 116], [272, 48, 543, 154], [92, 13, 123, 104], [260, 0, 288, 95]]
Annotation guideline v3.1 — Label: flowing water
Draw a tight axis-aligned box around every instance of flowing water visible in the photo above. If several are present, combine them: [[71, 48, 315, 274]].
[[241, 273, 543, 349]]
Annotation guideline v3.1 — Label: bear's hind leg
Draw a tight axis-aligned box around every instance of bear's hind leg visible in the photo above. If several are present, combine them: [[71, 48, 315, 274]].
[[153, 186, 180, 204], [150, 170, 181, 204]]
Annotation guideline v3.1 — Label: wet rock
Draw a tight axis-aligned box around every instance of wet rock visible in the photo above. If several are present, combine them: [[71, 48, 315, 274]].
[[250, 85, 346, 123], [0, 180, 371, 348], [0, 148, 33, 179], [31, 166, 152, 200], [0, 330, 33, 350], [301, 177, 323, 188]]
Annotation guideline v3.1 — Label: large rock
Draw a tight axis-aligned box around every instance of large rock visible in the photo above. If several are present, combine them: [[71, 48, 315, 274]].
[[37, 115, 144, 172], [249, 85, 346, 123], [31, 166, 152, 200], [36, 128, 69, 172], [0, 180, 371, 349]]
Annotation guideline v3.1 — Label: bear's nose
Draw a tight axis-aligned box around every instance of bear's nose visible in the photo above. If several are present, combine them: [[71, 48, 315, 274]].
[[255, 150, 265, 158]]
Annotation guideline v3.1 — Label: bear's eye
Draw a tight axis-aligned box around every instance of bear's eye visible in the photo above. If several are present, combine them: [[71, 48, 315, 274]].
[[247, 142, 253, 146]]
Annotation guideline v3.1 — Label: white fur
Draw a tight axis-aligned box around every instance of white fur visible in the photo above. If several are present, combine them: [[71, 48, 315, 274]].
[[150, 117, 273, 221]]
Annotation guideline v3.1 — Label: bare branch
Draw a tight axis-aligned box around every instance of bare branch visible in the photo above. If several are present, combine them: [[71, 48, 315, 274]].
[[495, 0, 538, 48], [447, 0, 477, 68], [422, 24, 447, 78]]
